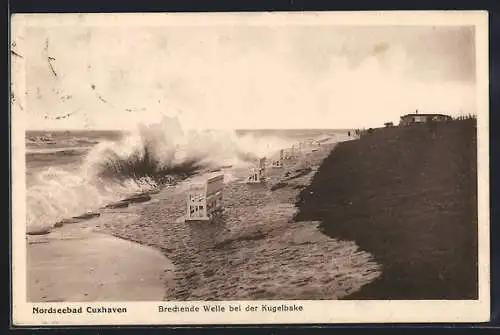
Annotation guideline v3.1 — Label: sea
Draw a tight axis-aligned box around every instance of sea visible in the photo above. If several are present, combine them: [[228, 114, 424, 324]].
[[25, 116, 352, 230]]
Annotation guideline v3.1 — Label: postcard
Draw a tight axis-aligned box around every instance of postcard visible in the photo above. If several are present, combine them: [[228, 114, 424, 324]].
[[11, 11, 490, 325]]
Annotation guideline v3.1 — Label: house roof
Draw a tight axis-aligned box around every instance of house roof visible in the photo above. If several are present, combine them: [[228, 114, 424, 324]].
[[400, 113, 451, 118]]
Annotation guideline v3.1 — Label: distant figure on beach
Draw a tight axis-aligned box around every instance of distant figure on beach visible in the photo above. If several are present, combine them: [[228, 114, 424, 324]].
[[348, 131, 351, 137]]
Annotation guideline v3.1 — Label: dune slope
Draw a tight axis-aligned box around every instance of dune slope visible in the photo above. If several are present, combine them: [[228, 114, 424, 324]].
[[295, 119, 478, 299]]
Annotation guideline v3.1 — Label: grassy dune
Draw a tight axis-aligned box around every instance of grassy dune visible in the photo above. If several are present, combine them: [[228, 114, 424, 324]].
[[295, 119, 478, 299]]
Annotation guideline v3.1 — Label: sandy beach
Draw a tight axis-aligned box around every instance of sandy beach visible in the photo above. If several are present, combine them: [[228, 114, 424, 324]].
[[27, 140, 383, 302], [94, 142, 382, 300]]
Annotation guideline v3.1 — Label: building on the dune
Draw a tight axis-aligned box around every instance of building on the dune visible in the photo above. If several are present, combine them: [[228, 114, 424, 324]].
[[399, 110, 452, 126]]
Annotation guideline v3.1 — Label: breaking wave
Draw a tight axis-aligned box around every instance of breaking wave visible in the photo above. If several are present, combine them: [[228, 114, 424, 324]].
[[26, 115, 294, 230]]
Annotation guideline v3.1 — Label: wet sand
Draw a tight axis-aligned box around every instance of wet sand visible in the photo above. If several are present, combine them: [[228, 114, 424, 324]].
[[27, 214, 174, 302]]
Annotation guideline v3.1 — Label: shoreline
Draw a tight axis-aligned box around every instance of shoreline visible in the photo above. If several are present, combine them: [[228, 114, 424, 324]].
[[27, 222, 174, 302]]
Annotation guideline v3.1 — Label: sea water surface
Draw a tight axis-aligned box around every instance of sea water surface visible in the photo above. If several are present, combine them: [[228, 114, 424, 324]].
[[25, 116, 350, 230]]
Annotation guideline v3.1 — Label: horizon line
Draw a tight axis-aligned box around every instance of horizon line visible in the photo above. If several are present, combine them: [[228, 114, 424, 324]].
[[25, 127, 358, 132]]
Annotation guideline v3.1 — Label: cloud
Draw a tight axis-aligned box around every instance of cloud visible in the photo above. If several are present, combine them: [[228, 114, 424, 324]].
[[22, 25, 476, 130]]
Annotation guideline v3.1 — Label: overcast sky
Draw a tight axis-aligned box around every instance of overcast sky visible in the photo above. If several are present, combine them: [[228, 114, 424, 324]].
[[18, 21, 476, 130]]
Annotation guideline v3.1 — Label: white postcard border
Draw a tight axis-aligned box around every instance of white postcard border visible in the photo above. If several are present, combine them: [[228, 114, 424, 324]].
[[11, 11, 490, 326]]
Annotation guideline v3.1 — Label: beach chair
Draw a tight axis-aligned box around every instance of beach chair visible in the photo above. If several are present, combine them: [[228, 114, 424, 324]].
[[285, 146, 297, 159], [246, 158, 267, 183], [185, 174, 224, 222], [271, 160, 283, 168]]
